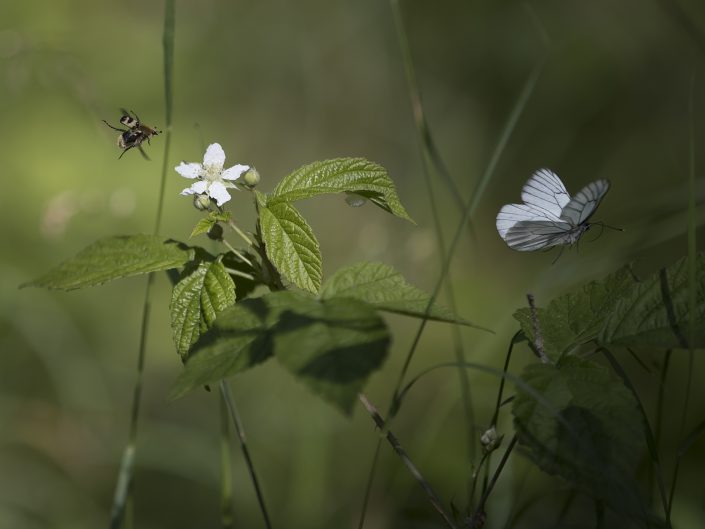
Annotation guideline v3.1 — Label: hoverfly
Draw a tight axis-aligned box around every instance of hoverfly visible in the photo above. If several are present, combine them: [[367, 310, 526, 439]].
[[103, 109, 161, 160]]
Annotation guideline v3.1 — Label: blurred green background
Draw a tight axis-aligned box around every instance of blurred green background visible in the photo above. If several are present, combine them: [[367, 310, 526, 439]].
[[2, 0, 705, 527]]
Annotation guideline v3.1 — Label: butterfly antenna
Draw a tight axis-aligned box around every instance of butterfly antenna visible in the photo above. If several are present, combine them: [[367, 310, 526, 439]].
[[593, 221, 624, 232]]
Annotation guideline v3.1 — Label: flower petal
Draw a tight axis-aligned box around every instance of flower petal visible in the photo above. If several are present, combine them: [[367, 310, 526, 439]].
[[207, 181, 231, 206], [180, 181, 208, 196], [175, 162, 202, 179], [203, 143, 226, 171], [222, 164, 250, 181], [191, 180, 209, 194]]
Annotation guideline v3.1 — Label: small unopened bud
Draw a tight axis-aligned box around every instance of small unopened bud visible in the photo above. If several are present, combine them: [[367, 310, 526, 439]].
[[193, 194, 211, 211], [480, 426, 503, 454], [240, 167, 260, 187]]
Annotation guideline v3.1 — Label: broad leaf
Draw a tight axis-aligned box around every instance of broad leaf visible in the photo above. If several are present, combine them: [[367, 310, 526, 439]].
[[513, 266, 635, 360], [268, 158, 413, 222], [320, 262, 480, 327], [258, 200, 322, 293], [172, 291, 390, 415], [170, 259, 236, 358], [271, 291, 390, 415], [22, 235, 193, 291], [171, 297, 276, 398], [600, 253, 705, 349], [512, 357, 649, 520]]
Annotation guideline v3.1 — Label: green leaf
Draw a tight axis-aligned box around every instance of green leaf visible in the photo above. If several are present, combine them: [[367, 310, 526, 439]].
[[190, 211, 231, 238], [170, 259, 236, 358], [268, 158, 414, 223], [320, 262, 480, 327], [512, 357, 649, 520], [513, 266, 635, 360], [270, 291, 390, 415], [172, 291, 391, 414], [600, 253, 705, 349], [259, 200, 322, 293], [22, 235, 194, 291], [513, 253, 705, 357], [171, 297, 276, 399]]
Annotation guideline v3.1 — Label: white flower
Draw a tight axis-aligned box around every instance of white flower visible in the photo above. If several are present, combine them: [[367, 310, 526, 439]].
[[176, 143, 250, 206]]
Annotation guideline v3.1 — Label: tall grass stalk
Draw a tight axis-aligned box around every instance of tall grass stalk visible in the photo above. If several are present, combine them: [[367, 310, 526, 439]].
[[109, 2, 174, 527], [357, 35, 544, 527], [387, 0, 475, 464], [668, 68, 698, 518], [220, 381, 273, 529]]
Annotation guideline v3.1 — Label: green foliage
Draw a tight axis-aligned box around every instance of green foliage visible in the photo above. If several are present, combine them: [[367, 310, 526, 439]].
[[173, 291, 390, 414], [320, 261, 477, 327], [601, 253, 705, 348], [268, 158, 414, 223], [190, 211, 231, 238], [512, 356, 649, 520], [170, 258, 236, 358], [22, 235, 193, 291], [171, 297, 275, 398], [514, 252, 705, 359], [272, 293, 389, 415], [258, 196, 323, 294], [514, 266, 634, 360]]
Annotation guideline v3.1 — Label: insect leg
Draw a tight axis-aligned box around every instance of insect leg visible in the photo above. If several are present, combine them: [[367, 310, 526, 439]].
[[103, 120, 127, 132], [138, 145, 151, 161]]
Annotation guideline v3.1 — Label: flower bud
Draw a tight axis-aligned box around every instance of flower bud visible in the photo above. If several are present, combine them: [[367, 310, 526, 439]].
[[480, 426, 503, 454], [240, 167, 260, 188], [193, 194, 212, 211]]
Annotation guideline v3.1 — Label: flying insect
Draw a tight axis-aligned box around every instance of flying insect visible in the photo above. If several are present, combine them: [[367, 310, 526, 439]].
[[103, 109, 161, 160]]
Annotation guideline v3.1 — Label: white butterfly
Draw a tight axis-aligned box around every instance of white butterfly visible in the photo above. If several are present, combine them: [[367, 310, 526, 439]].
[[496, 169, 610, 251]]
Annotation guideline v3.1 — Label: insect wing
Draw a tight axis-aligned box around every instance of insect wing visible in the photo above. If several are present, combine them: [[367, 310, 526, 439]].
[[559, 179, 610, 226], [497, 203, 574, 251], [520, 168, 571, 219]]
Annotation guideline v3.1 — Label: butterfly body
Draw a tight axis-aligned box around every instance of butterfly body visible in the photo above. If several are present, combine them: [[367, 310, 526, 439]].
[[496, 169, 610, 251]]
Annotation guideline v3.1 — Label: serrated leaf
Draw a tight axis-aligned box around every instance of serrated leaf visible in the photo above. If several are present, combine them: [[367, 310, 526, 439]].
[[600, 253, 705, 348], [259, 201, 322, 293], [513, 253, 705, 358], [320, 262, 481, 327], [268, 158, 413, 223], [190, 217, 217, 238], [512, 357, 649, 520], [513, 266, 635, 360], [170, 259, 236, 358], [22, 235, 193, 291], [172, 291, 390, 414], [190, 211, 231, 238], [270, 291, 390, 415], [171, 297, 275, 398]]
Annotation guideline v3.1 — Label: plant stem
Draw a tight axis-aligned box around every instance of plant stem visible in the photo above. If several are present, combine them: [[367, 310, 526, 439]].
[[473, 435, 517, 519], [224, 267, 255, 281], [228, 219, 255, 247], [109, 3, 175, 527], [358, 393, 458, 529], [221, 238, 253, 267], [219, 381, 273, 529], [220, 391, 234, 529]]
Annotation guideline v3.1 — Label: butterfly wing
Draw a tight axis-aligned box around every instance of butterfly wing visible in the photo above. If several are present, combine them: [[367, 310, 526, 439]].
[[521, 168, 571, 219], [560, 179, 610, 226], [496, 204, 575, 251]]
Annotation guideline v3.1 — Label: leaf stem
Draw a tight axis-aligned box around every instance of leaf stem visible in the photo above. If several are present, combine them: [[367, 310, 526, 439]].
[[227, 219, 255, 247], [221, 238, 254, 267], [224, 267, 255, 281]]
